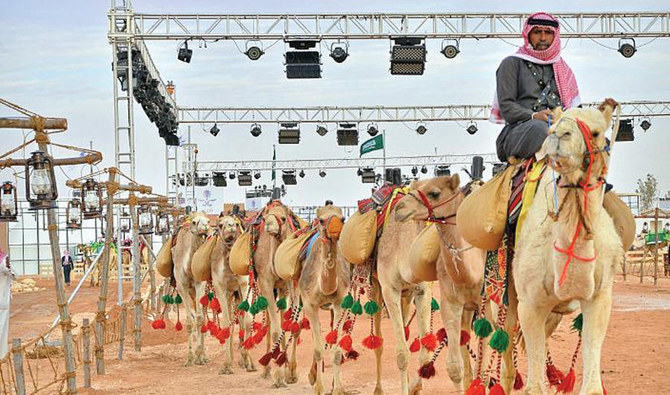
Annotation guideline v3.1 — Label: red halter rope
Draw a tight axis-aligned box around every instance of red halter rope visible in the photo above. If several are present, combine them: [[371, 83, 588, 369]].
[[552, 118, 603, 287], [408, 188, 460, 225]]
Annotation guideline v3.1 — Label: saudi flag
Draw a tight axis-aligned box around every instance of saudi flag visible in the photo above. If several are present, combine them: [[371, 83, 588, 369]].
[[360, 134, 384, 157], [271, 145, 276, 184]]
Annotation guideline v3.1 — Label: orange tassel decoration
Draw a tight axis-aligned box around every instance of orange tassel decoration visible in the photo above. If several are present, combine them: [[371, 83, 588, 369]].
[[151, 319, 165, 329], [281, 320, 292, 332], [209, 297, 221, 313], [362, 334, 383, 350], [199, 294, 209, 307], [301, 317, 311, 330], [290, 321, 301, 334], [420, 333, 438, 351], [557, 369, 576, 394], [253, 322, 263, 331], [409, 338, 421, 353], [338, 334, 353, 352], [465, 378, 486, 395], [242, 337, 255, 350], [238, 329, 245, 341], [325, 330, 339, 345], [200, 324, 208, 334], [283, 309, 292, 321]]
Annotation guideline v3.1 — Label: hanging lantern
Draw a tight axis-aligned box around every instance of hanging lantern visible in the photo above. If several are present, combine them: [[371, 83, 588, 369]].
[[138, 205, 154, 235], [155, 210, 170, 235], [81, 178, 103, 219], [25, 150, 58, 210], [0, 181, 18, 222], [66, 198, 82, 229]]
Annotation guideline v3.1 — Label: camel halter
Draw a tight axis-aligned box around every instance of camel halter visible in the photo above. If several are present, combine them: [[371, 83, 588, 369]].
[[408, 188, 460, 225], [552, 117, 604, 287]]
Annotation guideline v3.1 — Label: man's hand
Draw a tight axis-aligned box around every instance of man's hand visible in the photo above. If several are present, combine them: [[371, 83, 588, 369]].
[[532, 109, 552, 123]]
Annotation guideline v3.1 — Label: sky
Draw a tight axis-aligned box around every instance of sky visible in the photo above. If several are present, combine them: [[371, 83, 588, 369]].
[[1, 0, 669, 212]]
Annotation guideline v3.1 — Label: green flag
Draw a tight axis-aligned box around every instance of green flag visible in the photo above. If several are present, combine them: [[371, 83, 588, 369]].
[[271, 145, 276, 182], [360, 134, 384, 156]]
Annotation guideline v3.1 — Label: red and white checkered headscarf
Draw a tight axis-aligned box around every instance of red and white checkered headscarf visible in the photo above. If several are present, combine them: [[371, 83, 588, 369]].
[[490, 12, 581, 124]]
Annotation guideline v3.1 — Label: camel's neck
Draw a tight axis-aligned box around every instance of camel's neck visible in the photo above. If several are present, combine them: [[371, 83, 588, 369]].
[[555, 171, 604, 240], [436, 223, 484, 286], [316, 237, 339, 296]]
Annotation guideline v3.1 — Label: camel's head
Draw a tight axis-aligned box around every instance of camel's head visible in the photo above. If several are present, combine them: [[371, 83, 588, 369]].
[[315, 202, 344, 242], [187, 211, 211, 236], [217, 214, 241, 246], [543, 99, 617, 183], [395, 174, 461, 223], [264, 201, 291, 238]]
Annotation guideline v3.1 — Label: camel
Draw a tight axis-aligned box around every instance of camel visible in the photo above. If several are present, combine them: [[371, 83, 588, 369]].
[[394, 175, 487, 393], [252, 201, 302, 387], [298, 203, 349, 395], [210, 214, 255, 374], [171, 212, 212, 366], [513, 100, 622, 395]]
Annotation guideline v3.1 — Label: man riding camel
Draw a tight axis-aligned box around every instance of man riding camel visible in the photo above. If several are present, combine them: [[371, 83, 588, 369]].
[[492, 12, 581, 162]]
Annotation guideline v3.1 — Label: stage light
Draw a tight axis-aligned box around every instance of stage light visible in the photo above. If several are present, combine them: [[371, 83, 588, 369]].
[[228, 172, 236, 180], [390, 37, 426, 75], [415, 123, 427, 135], [337, 123, 359, 146], [471, 156, 484, 180], [330, 42, 349, 63], [319, 170, 327, 178], [316, 125, 328, 136], [616, 119, 635, 142], [250, 123, 262, 137], [285, 40, 322, 79], [210, 124, 220, 136], [367, 123, 379, 136], [212, 172, 227, 187], [618, 38, 636, 58], [420, 165, 428, 174], [278, 123, 301, 144], [178, 41, 193, 63], [238, 171, 253, 186], [385, 168, 402, 185], [299, 170, 305, 178], [441, 39, 460, 58], [361, 168, 376, 183], [411, 166, 418, 177], [640, 118, 651, 131], [245, 45, 264, 61], [357, 168, 363, 176], [467, 122, 478, 135], [282, 170, 297, 185], [434, 165, 451, 177], [194, 173, 210, 187], [254, 172, 261, 180]]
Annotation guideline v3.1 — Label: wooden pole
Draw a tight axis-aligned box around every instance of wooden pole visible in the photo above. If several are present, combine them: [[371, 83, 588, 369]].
[[129, 195, 142, 351], [82, 319, 91, 388], [654, 207, 660, 286], [11, 339, 26, 395], [36, 137, 77, 393], [640, 247, 644, 284], [622, 254, 627, 281], [95, 171, 116, 375], [118, 303, 127, 360]]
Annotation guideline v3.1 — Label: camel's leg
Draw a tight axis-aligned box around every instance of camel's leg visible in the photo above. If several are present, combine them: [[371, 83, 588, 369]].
[[238, 283, 256, 371], [440, 294, 466, 393], [579, 286, 612, 395], [258, 279, 285, 388], [194, 281, 208, 365], [410, 284, 431, 395], [176, 280, 196, 366], [286, 286, 300, 384], [460, 310, 474, 388], [372, 281, 384, 395], [331, 305, 345, 395], [381, 285, 411, 395], [304, 302, 325, 395], [518, 300, 551, 395], [218, 289, 234, 375], [500, 295, 518, 394]]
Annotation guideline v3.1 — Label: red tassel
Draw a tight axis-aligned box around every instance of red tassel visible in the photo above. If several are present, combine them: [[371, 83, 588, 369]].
[[546, 363, 565, 387], [272, 347, 281, 359], [209, 297, 221, 313], [460, 330, 471, 346], [219, 327, 231, 340], [409, 338, 420, 353], [338, 334, 353, 352], [242, 337, 255, 350], [557, 369, 576, 394], [199, 294, 209, 307], [281, 320, 292, 332], [175, 321, 183, 331], [325, 330, 339, 345], [514, 371, 524, 390], [290, 321, 301, 334], [283, 309, 292, 320], [404, 326, 410, 341], [465, 378, 486, 395], [602, 381, 608, 395], [252, 330, 265, 345], [275, 351, 287, 366], [151, 319, 164, 329], [301, 317, 310, 330], [297, 337, 302, 346], [343, 319, 353, 333], [346, 349, 359, 360], [207, 320, 216, 332], [489, 383, 506, 395], [258, 352, 273, 366], [420, 333, 438, 351], [238, 329, 245, 340], [200, 324, 208, 334], [418, 361, 436, 379], [253, 322, 263, 331], [362, 334, 383, 350], [436, 328, 447, 344]]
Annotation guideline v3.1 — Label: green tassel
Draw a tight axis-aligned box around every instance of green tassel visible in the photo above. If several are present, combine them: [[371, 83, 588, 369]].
[[207, 292, 214, 301], [364, 300, 380, 316], [249, 304, 259, 316], [571, 313, 583, 334], [351, 300, 363, 316], [276, 297, 287, 311], [341, 293, 354, 310], [255, 296, 269, 311], [431, 298, 440, 312], [162, 294, 171, 304], [473, 318, 493, 338], [237, 300, 250, 312], [489, 327, 510, 353], [174, 294, 182, 305]]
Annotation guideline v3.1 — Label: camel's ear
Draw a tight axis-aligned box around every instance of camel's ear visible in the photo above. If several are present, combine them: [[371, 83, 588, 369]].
[[551, 107, 564, 121], [598, 98, 618, 127], [316, 207, 323, 218], [449, 174, 460, 191], [409, 179, 420, 190]]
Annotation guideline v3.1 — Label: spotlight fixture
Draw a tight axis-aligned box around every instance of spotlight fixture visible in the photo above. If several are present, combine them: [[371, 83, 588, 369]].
[[250, 123, 262, 137], [209, 124, 220, 136], [245, 44, 265, 61], [337, 123, 359, 146], [212, 172, 227, 187], [411, 166, 418, 177], [434, 165, 451, 177], [615, 119, 635, 142], [285, 40, 322, 79], [319, 170, 327, 178], [238, 171, 253, 186], [466, 122, 478, 135], [228, 172, 236, 180], [441, 39, 460, 59], [385, 168, 402, 185], [357, 168, 363, 176], [420, 165, 428, 174], [254, 172, 261, 180], [618, 38, 637, 58], [282, 170, 297, 185], [471, 156, 485, 180], [330, 42, 349, 63], [640, 118, 651, 131], [278, 122, 301, 144], [415, 123, 427, 135], [367, 123, 379, 136], [299, 169, 305, 178], [390, 37, 426, 75], [361, 167, 376, 183], [316, 125, 328, 136], [177, 41, 193, 63], [195, 172, 210, 187]]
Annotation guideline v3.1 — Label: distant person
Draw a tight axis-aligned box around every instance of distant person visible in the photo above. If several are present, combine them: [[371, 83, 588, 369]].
[[1, 247, 16, 359], [61, 249, 73, 287]]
